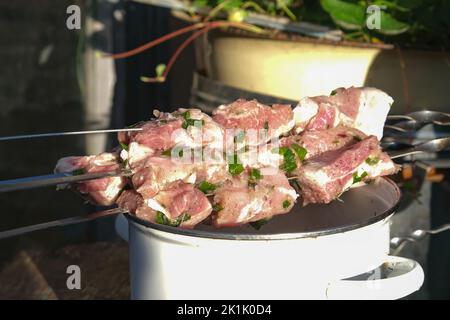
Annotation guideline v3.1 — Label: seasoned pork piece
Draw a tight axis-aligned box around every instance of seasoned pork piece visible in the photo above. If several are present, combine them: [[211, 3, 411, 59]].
[[213, 99, 294, 146], [293, 87, 393, 139], [280, 126, 367, 160], [296, 136, 398, 205], [148, 181, 212, 228], [170, 108, 224, 150], [118, 182, 212, 229], [116, 189, 157, 222], [119, 118, 184, 150], [119, 108, 225, 168], [54, 152, 127, 206], [130, 147, 230, 200], [212, 169, 298, 228], [132, 155, 197, 199]]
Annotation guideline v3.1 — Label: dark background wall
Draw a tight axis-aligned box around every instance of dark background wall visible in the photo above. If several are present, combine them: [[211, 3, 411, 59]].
[[0, 0, 194, 266]]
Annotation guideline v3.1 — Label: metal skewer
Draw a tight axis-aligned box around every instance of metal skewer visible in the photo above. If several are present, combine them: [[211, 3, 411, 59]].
[[390, 223, 450, 255], [387, 137, 450, 159], [0, 207, 125, 240], [0, 128, 143, 142], [0, 169, 133, 193], [0, 137, 449, 193]]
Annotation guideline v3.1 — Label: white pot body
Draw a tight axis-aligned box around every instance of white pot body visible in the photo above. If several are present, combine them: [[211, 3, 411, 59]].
[[127, 216, 390, 300], [115, 178, 424, 299]]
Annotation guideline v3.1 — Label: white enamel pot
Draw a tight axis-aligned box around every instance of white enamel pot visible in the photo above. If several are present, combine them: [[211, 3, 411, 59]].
[[115, 178, 424, 300]]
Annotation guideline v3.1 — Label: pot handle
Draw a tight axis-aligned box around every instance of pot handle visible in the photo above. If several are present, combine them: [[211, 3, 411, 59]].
[[115, 213, 129, 242], [326, 256, 424, 300]]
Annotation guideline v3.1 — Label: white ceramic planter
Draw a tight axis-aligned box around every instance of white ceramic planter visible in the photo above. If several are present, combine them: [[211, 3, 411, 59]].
[[196, 31, 450, 114], [116, 178, 424, 299]]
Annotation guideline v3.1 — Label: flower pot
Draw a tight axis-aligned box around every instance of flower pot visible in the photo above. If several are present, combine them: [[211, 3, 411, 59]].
[[196, 30, 450, 113]]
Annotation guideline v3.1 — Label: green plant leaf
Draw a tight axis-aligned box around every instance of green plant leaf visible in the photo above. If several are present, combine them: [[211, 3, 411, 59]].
[[320, 0, 366, 30], [221, 0, 242, 10], [193, 0, 209, 8], [155, 63, 166, 78], [376, 11, 410, 35]]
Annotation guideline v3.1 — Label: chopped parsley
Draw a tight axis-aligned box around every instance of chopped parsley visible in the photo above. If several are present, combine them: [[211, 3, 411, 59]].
[[162, 148, 184, 157], [248, 181, 257, 189], [155, 211, 190, 227], [228, 154, 244, 176], [263, 121, 269, 130], [249, 168, 262, 181], [365, 157, 380, 166], [276, 147, 298, 173], [182, 111, 205, 129], [330, 90, 337, 96], [353, 135, 363, 142], [72, 168, 85, 176], [212, 203, 223, 212], [332, 139, 340, 144], [198, 181, 217, 194], [249, 218, 270, 230], [119, 142, 129, 151], [353, 171, 368, 184], [291, 144, 307, 162], [248, 168, 263, 189], [282, 200, 291, 209]]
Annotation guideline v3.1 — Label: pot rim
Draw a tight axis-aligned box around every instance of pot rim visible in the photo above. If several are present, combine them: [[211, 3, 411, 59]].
[[125, 177, 400, 241]]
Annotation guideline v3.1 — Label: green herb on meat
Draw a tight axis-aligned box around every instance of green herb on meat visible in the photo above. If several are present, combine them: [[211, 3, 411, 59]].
[[365, 157, 380, 166], [277, 147, 297, 173], [119, 142, 129, 151], [228, 154, 244, 176], [330, 90, 337, 96], [198, 181, 217, 194], [249, 218, 270, 230], [291, 143, 307, 162], [264, 121, 269, 130], [162, 148, 183, 157], [250, 168, 262, 181], [248, 168, 262, 189], [282, 200, 291, 209], [155, 211, 190, 227], [353, 171, 368, 184], [182, 111, 205, 129], [212, 203, 223, 212], [72, 168, 85, 176]]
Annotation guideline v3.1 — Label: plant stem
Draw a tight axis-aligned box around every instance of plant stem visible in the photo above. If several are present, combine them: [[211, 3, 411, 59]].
[[277, 0, 297, 21], [103, 23, 207, 59], [205, 0, 233, 22], [141, 21, 264, 83], [242, 1, 266, 14]]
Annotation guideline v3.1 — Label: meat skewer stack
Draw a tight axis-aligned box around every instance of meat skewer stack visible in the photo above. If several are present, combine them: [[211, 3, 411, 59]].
[[55, 87, 398, 229]]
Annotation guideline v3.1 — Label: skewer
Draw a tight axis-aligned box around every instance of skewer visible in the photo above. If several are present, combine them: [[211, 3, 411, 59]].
[[0, 207, 125, 240], [0, 138, 448, 193], [0, 170, 133, 193], [0, 128, 143, 142]]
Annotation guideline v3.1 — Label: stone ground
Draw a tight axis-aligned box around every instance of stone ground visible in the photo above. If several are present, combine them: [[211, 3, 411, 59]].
[[0, 241, 130, 299]]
